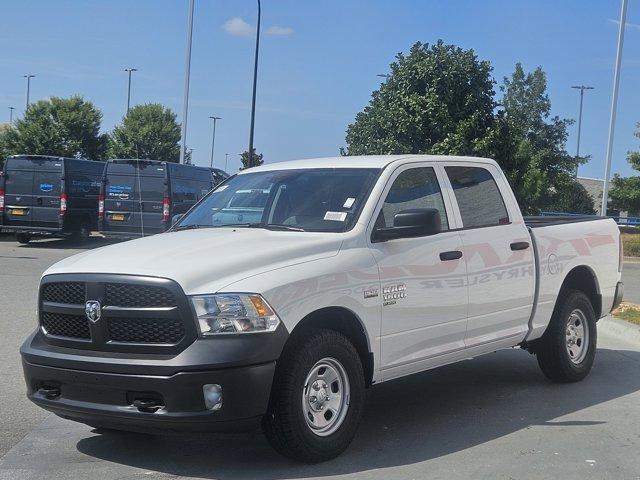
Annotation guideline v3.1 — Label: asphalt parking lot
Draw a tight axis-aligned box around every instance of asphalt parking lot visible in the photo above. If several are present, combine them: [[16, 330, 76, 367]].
[[0, 234, 639, 479]]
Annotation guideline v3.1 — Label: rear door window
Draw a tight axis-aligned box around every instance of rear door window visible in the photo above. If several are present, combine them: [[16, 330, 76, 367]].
[[4, 170, 33, 194], [445, 166, 509, 228]]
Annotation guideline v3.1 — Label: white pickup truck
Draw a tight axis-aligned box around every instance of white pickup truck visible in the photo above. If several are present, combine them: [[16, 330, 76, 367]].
[[21, 155, 624, 463]]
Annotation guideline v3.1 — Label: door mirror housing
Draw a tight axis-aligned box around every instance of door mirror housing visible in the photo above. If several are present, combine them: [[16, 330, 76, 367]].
[[372, 208, 442, 242], [171, 214, 184, 226]]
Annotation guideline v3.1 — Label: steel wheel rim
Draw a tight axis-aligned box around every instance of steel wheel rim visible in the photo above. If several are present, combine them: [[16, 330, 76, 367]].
[[566, 308, 589, 364], [302, 357, 350, 437]]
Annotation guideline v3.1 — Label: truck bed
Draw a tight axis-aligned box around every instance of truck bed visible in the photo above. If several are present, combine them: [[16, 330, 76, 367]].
[[524, 215, 608, 228]]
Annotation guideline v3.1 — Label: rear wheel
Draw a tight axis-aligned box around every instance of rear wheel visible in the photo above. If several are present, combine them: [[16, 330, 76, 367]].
[[536, 290, 597, 383], [15, 233, 32, 244], [71, 223, 90, 243], [262, 328, 365, 463]]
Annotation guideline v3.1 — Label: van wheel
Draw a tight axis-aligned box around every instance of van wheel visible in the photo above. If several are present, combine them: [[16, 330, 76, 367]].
[[72, 224, 90, 243], [15, 233, 32, 244], [536, 290, 597, 383], [262, 328, 365, 463]]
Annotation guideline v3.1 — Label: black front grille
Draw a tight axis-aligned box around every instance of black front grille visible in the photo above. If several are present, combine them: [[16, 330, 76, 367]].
[[105, 283, 176, 308], [41, 282, 85, 304], [108, 317, 185, 344], [41, 312, 90, 339]]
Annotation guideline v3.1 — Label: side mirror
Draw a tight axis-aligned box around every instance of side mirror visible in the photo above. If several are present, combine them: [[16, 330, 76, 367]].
[[373, 208, 442, 242], [171, 214, 183, 226]]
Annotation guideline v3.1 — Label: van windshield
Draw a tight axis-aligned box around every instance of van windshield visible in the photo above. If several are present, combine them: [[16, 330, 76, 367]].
[[175, 168, 379, 233]]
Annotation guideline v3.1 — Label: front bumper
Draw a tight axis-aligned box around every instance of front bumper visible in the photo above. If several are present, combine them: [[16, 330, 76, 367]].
[[20, 325, 288, 433]]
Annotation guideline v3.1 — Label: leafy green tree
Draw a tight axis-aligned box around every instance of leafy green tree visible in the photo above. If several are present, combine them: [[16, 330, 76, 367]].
[[344, 41, 495, 156], [480, 64, 589, 214], [0, 123, 10, 170], [0, 96, 107, 160], [108, 103, 181, 162], [240, 148, 264, 170], [609, 124, 640, 215]]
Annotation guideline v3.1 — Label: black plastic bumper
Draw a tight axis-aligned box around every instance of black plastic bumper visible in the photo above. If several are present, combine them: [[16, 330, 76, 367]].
[[20, 325, 288, 433]]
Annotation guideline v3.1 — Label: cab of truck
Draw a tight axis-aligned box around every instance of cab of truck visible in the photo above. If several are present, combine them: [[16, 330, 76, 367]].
[[0, 155, 104, 243], [98, 159, 228, 238]]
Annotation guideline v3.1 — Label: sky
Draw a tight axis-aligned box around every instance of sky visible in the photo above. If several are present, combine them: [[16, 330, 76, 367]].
[[0, 0, 639, 177]]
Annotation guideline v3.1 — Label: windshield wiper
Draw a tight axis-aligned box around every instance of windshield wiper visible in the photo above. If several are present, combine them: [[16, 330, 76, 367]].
[[173, 224, 209, 231], [247, 223, 306, 232]]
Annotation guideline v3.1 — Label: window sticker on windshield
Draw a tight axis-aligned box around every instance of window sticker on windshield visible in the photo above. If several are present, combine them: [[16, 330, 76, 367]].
[[324, 211, 347, 222], [343, 197, 356, 208], [216, 185, 228, 192], [39, 183, 54, 193]]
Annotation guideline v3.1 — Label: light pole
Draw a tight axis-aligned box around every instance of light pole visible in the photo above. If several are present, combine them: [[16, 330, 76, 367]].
[[180, 0, 195, 164], [571, 85, 594, 176], [377, 73, 391, 82], [8, 106, 15, 123], [225, 152, 241, 172], [601, 0, 628, 216], [124, 68, 137, 114], [23, 74, 35, 111], [209, 116, 221, 167], [247, 0, 261, 168]]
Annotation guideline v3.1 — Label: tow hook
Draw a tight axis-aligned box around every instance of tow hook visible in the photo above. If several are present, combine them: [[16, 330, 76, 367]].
[[132, 398, 164, 413], [38, 385, 61, 400]]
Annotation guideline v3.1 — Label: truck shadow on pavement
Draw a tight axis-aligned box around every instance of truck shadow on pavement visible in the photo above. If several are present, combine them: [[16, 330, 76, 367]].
[[75, 346, 640, 478]]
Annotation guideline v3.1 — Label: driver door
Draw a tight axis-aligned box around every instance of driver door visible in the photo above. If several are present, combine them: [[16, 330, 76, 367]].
[[368, 164, 468, 381]]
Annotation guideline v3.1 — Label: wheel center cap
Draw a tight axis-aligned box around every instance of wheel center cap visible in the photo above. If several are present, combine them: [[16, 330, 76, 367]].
[[308, 381, 330, 411]]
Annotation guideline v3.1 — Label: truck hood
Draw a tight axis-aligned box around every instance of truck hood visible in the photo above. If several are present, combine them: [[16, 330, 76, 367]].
[[45, 228, 343, 294]]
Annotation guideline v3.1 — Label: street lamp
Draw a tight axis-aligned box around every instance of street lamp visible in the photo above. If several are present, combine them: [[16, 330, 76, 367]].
[[377, 73, 391, 82], [124, 68, 138, 114], [8, 106, 15, 123], [180, 0, 195, 164], [571, 85, 594, 176], [601, 0, 628, 216], [247, 0, 261, 168], [209, 116, 221, 168], [23, 74, 35, 111], [225, 152, 241, 172]]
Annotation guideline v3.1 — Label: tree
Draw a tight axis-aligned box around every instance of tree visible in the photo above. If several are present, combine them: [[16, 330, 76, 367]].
[[480, 64, 590, 214], [344, 41, 496, 156], [609, 123, 640, 215], [108, 103, 181, 162], [0, 96, 107, 160], [240, 148, 264, 170], [0, 123, 10, 170]]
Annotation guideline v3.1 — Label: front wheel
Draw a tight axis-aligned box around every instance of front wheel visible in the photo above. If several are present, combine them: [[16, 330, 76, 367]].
[[535, 290, 597, 383], [262, 328, 365, 463]]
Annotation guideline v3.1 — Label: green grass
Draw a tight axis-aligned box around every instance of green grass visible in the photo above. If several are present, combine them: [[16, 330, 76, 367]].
[[622, 233, 640, 257], [612, 304, 640, 325]]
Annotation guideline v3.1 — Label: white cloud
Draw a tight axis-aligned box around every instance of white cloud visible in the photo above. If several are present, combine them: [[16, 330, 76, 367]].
[[607, 18, 640, 30], [266, 25, 294, 36], [223, 17, 254, 37]]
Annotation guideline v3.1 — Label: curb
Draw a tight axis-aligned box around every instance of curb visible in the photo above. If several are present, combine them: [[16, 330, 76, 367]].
[[599, 315, 640, 345], [624, 256, 640, 264]]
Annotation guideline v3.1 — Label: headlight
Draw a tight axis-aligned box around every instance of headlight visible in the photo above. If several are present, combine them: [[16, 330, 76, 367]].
[[190, 294, 280, 335]]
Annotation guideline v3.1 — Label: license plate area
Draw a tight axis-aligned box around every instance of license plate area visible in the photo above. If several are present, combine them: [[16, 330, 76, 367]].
[[111, 213, 126, 221], [11, 208, 26, 216]]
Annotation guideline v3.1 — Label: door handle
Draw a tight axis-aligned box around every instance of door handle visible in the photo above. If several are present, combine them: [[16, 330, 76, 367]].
[[510, 241, 530, 251], [36, 197, 43, 206], [440, 250, 463, 261]]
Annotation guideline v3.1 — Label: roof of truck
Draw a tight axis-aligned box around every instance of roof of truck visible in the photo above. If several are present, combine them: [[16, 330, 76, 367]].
[[240, 155, 497, 173]]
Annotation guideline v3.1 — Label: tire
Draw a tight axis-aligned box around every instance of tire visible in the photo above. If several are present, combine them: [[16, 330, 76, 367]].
[[72, 224, 90, 243], [536, 289, 597, 383], [15, 233, 32, 244], [262, 328, 365, 463]]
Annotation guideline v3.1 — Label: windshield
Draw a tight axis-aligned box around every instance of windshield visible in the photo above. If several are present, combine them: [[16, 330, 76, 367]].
[[175, 168, 380, 233]]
